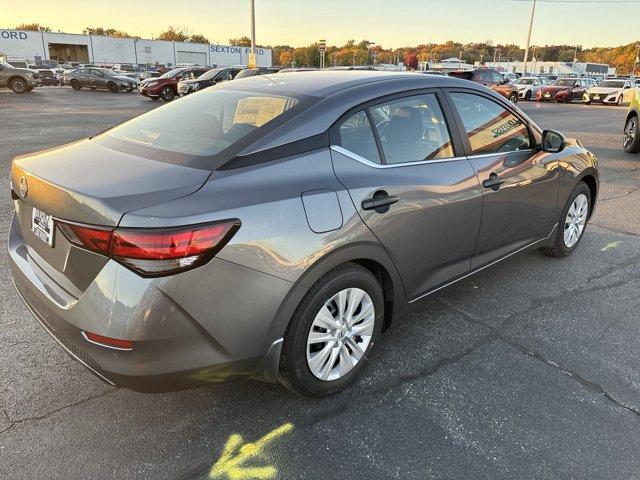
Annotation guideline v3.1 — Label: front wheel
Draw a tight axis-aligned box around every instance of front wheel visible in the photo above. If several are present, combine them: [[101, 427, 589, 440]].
[[107, 82, 119, 93], [70, 79, 81, 90], [509, 92, 518, 104], [279, 263, 384, 397], [160, 86, 175, 101], [541, 182, 591, 258], [524, 90, 532, 101], [623, 115, 640, 153], [10, 78, 28, 93]]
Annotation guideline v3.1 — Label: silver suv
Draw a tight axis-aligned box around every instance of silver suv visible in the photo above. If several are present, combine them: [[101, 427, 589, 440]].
[[0, 60, 41, 93]]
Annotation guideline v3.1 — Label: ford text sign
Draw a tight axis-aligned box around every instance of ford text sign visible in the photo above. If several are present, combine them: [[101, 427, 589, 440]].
[[1, 31, 28, 40]]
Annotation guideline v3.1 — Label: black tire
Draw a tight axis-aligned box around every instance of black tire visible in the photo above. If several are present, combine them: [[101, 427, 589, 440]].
[[524, 90, 532, 101], [623, 114, 640, 154], [509, 92, 518, 104], [70, 79, 81, 90], [160, 86, 175, 101], [107, 82, 119, 93], [9, 78, 28, 94], [279, 262, 384, 397], [541, 182, 591, 258], [564, 92, 573, 103]]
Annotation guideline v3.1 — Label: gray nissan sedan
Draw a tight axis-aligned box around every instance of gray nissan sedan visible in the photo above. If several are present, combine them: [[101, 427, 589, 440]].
[[9, 71, 598, 397]]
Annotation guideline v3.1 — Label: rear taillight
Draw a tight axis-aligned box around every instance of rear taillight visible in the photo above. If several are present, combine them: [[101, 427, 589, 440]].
[[58, 220, 240, 277]]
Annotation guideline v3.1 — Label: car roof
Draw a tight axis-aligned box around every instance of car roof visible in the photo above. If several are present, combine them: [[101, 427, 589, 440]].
[[221, 70, 472, 97]]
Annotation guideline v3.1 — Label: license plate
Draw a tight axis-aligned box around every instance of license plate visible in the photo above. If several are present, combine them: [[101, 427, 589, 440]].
[[31, 207, 54, 247], [593, 95, 600, 100], [545, 93, 551, 98]]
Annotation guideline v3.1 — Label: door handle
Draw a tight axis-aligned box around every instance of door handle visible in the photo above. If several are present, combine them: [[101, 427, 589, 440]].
[[362, 191, 399, 213], [483, 173, 505, 191]]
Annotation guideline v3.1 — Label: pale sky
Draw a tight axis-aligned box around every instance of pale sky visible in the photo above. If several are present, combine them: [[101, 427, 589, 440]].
[[4, 0, 639, 48]]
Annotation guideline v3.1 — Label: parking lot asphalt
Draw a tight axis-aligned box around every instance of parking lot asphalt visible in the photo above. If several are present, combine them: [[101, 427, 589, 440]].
[[1, 87, 639, 480]]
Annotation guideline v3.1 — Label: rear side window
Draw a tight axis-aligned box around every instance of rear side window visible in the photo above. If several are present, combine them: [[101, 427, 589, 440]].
[[102, 89, 301, 157], [337, 111, 381, 164], [450, 92, 531, 155], [370, 93, 454, 164]]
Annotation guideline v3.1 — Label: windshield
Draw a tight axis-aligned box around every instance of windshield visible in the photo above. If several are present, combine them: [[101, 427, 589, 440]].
[[198, 69, 224, 80], [102, 89, 303, 158], [0, 61, 14, 69], [556, 79, 577, 87], [514, 78, 535, 85], [159, 68, 183, 79], [598, 81, 625, 88]]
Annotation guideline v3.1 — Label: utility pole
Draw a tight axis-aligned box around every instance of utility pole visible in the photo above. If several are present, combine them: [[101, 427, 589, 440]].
[[522, 0, 537, 76], [249, 0, 256, 67], [459, 50, 463, 69]]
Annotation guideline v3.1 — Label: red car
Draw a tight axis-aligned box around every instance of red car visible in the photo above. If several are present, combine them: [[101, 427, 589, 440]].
[[536, 78, 592, 103], [449, 68, 519, 104], [139, 66, 210, 101]]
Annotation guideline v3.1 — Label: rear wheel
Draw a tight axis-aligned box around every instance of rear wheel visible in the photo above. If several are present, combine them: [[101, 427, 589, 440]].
[[70, 79, 81, 90], [107, 82, 119, 93], [541, 182, 591, 258], [160, 86, 175, 101], [10, 78, 28, 93], [279, 263, 384, 397], [623, 115, 640, 153], [509, 92, 518, 104]]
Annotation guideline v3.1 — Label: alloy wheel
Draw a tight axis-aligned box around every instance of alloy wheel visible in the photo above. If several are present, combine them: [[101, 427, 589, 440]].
[[11, 79, 26, 93], [624, 117, 637, 149], [306, 288, 375, 381], [563, 193, 588, 248]]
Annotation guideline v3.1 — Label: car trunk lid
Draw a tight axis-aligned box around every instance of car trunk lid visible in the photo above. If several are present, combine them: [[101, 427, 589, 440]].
[[11, 139, 211, 291]]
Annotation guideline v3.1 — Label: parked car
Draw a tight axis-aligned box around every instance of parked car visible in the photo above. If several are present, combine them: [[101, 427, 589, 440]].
[[139, 66, 210, 101], [37, 69, 59, 86], [176, 67, 242, 96], [235, 67, 282, 79], [512, 76, 546, 101], [65, 67, 138, 92], [449, 68, 519, 103], [536, 78, 589, 103], [0, 60, 41, 93], [9, 72, 598, 396], [623, 88, 640, 153], [583, 79, 635, 106], [502, 72, 519, 83]]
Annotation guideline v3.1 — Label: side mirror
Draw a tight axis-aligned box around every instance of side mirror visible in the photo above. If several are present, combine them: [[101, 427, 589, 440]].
[[541, 130, 566, 153]]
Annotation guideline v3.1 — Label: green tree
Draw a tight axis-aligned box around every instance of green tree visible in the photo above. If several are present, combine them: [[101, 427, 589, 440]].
[[229, 36, 252, 47]]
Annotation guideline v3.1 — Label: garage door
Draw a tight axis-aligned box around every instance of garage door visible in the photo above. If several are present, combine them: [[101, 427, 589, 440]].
[[177, 51, 207, 65]]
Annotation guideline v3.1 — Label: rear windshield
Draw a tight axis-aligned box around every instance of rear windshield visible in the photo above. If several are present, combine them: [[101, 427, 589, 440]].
[[98, 88, 305, 165]]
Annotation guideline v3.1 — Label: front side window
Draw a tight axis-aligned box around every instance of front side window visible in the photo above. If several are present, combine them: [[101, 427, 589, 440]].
[[101, 89, 302, 158], [337, 110, 381, 164], [450, 92, 531, 155], [370, 93, 454, 164]]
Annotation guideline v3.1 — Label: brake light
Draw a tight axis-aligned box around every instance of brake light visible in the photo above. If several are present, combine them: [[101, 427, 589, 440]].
[[58, 220, 240, 277], [57, 222, 112, 255]]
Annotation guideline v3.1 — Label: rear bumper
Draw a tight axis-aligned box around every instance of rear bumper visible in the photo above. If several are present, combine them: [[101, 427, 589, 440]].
[[8, 214, 294, 392]]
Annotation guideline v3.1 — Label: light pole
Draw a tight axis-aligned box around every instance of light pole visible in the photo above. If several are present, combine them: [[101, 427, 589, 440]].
[[249, 0, 256, 66], [523, 0, 537, 76], [459, 49, 463, 69]]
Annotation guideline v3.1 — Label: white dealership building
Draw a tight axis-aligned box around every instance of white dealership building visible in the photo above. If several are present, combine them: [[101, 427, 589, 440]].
[[0, 29, 272, 67]]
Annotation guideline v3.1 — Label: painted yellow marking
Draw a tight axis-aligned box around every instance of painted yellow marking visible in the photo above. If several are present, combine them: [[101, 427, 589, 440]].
[[601, 241, 621, 252], [209, 423, 294, 480]]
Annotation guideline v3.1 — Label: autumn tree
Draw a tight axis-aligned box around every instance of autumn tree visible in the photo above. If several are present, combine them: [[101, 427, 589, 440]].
[[279, 50, 293, 66], [229, 36, 252, 47], [189, 34, 210, 44], [404, 52, 419, 70], [15, 23, 50, 31], [156, 27, 190, 42], [83, 27, 133, 38]]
